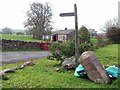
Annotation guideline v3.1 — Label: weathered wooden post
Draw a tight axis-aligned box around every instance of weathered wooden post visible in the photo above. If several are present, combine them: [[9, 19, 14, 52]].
[[74, 4, 79, 67], [59, 4, 79, 67], [118, 1, 120, 23]]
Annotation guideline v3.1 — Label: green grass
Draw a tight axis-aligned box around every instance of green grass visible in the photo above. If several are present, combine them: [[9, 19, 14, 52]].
[[1, 44, 119, 88], [95, 44, 118, 65], [90, 37, 108, 45], [0, 34, 42, 42], [91, 37, 98, 44]]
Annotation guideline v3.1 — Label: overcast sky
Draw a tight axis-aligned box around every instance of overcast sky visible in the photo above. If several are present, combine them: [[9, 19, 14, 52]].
[[0, 0, 119, 33]]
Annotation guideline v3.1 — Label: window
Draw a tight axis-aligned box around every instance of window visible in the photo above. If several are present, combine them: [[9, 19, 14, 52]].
[[58, 35, 66, 41], [63, 36, 65, 40]]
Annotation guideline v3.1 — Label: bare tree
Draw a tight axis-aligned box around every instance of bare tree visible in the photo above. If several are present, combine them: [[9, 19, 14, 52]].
[[24, 2, 53, 39], [101, 18, 120, 32], [101, 18, 120, 44]]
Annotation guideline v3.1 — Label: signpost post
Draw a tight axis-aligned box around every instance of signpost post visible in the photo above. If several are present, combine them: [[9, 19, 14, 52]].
[[60, 4, 78, 67], [118, 1, 120, 23], [74, 4, 79, 67]]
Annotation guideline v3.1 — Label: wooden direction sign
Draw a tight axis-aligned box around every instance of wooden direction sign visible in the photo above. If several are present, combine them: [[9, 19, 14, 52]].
[[59, 12, 75, 17], [59, 4, 78, 67]]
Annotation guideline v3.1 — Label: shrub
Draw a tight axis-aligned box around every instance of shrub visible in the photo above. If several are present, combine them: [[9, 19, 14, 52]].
[[49, 42, 61, 53], [49, 41, 75, 58], [78, 26, 95, 54], [60, 40, 95, 57], [106, 27, 120, 44], [78, 42, 95, 54], [78, 26, 90, 43], [60, 40, 75, 58], [96, 34, 104, 47], [96, 34, 111, 48], [16, 32, 25, 35], [48, 42, 65, 65], [49, 40, 95, 59]]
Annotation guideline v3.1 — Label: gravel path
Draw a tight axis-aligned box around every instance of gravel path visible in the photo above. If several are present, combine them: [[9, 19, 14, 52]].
[[0, 51, 51, 65]]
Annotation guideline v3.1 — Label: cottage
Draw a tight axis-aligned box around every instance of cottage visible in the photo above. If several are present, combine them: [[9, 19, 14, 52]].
[[42, 35, 51, 41], [51, 29, 75, 42]]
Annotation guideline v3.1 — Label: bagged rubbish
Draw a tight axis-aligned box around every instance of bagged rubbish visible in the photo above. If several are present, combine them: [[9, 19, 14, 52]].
[[74, 64, 86, 77], [74, 52, 119, 84], [74, 64, 120, 79], [105, 65, 120, 79]]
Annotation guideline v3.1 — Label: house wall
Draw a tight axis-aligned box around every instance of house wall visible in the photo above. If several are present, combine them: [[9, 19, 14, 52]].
[[50, 36, 53, 41], [56, 35, 58, 41], [51, 30, 75, 42], [58, 35, 67, 41], [42, 35, 50, 40], [50, 34, 58, 41], [67, 31, 75, 41]]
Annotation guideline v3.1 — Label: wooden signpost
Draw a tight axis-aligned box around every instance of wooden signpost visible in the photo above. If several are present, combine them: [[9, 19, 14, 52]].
[[60, 4, 78, 67], [118, 1, 120, 23], [59, 12, 75, 17]]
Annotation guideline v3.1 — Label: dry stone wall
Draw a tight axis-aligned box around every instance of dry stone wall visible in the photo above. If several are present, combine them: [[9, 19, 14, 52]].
[[1, 39, 40, 50]]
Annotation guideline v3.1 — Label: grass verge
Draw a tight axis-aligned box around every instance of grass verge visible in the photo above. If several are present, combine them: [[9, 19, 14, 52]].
[[1, 44, 119, 88], [1, 34, 42, 42], [95, 44, 118, 65]]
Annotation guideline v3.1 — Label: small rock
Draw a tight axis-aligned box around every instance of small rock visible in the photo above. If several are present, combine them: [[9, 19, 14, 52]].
[[62, 56, 78, 70], [0, 71, 8, 80], [24, 61, 34, 66], [4, 68, 16, 73], [17, 64, 25, 69], [0, 71, 5, 77], [55, 68, 60, 71]]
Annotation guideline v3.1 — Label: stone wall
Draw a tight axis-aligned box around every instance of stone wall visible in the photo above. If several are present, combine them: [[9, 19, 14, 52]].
[[1, 39, 41, 50]]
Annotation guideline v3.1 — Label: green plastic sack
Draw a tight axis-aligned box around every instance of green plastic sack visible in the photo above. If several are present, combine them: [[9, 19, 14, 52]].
[[74, 64, 86, 77], [105, 65, 120, 78]]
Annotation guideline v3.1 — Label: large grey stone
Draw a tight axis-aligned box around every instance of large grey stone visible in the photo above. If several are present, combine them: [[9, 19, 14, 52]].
[[80, 51, 111, 84], [62, 56, 77, 70]]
